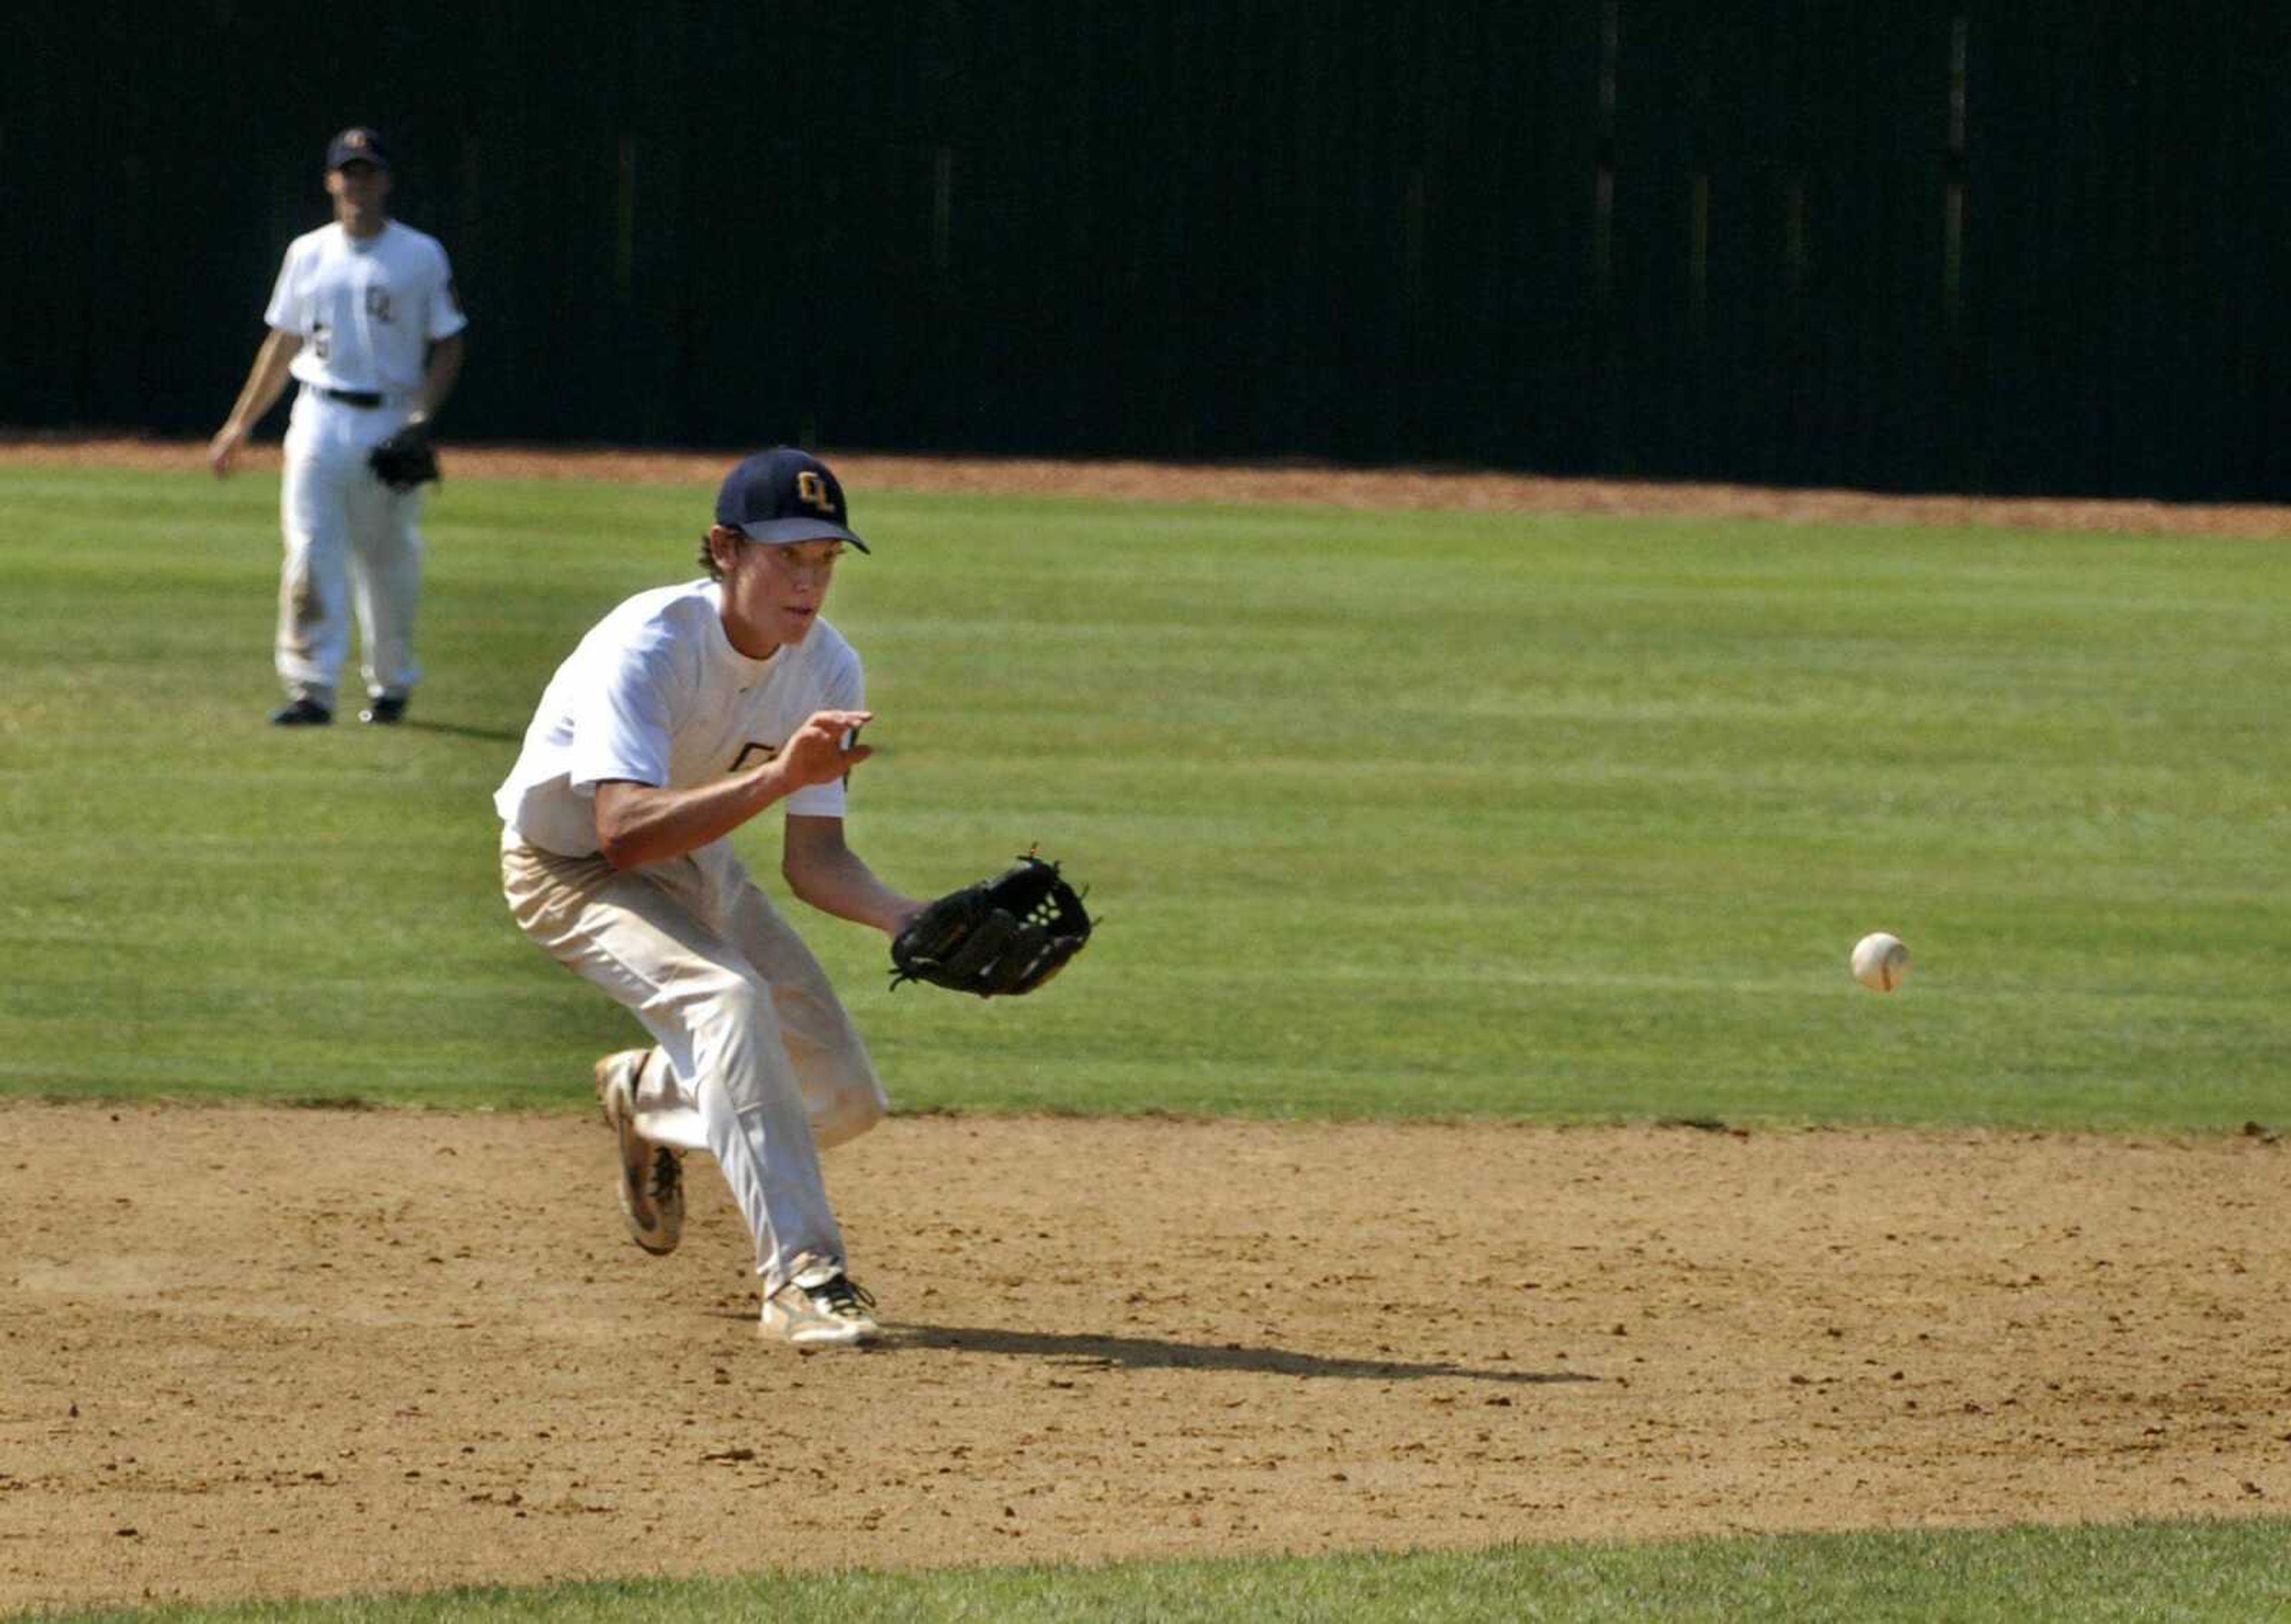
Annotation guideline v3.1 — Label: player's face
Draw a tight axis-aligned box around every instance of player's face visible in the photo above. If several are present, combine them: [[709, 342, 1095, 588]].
[[325, 162, 391, 217], [718, 535, 844, 655]]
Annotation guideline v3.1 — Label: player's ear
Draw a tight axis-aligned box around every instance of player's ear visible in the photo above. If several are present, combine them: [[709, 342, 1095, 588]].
[[704, 525, 744, 578]]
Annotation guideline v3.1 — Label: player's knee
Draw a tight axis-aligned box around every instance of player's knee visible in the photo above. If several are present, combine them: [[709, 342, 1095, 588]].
[[813, 1080, 887, 1150]]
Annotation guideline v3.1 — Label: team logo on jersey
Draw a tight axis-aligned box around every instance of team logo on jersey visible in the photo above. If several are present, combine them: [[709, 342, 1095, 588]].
[[796, 471, 835, 515], [730, 742, 781, 774]]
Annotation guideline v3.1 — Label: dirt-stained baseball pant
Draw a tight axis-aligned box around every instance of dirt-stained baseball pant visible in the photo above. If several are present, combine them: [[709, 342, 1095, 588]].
[[277, 389, 425, 709], [499, 835, 889, 1295]]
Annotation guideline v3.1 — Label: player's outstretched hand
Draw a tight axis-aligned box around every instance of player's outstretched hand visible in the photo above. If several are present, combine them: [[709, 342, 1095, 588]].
[[778, 709, 874, 790]]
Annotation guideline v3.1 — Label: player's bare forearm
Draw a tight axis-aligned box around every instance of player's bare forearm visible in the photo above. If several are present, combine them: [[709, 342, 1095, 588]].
[[783, 817, 925, 935], [593, 767, 796, 869], [209, 329, 301, 476], [412, 332, 464, 424], [231, 329, 301, 427], [593, 709, 872, 870]]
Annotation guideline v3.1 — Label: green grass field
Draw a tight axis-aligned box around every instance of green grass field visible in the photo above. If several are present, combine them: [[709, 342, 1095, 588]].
[[4, 462, 2286, 1620], [32, 1518, 2291, 1623], [4, 465, 2284, 1129]]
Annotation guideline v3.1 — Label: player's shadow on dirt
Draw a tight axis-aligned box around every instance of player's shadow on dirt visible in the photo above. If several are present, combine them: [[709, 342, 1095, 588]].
[[890, 1324, 1595, 1385]]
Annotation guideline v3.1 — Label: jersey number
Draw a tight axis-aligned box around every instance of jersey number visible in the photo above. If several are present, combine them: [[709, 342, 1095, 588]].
[[310, 320, 332, 362], [365, 286, 395, 323], [730, 742, 780, 773]]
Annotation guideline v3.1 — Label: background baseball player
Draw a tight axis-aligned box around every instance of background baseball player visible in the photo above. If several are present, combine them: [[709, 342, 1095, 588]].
[[495, 447, 924, 1348], [209, 126, 468, 725]]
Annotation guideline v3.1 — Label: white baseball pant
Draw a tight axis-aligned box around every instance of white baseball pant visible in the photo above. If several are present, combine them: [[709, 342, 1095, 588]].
[[499, 834, 890, 1296], [276, 387, 425, 709]]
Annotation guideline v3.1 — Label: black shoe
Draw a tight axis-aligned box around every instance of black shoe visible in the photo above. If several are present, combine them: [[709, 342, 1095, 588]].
[[359, 695, 409, 725], [269, 699, 334, 726]]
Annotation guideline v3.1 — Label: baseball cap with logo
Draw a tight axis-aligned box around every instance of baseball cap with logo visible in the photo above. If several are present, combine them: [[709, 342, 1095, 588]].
[[714, 447, 870, 552], [326, 127, 390, 171]]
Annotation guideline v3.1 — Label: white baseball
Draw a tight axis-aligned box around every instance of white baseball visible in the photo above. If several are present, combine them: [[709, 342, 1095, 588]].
[[1851, 932, 1910, 993]]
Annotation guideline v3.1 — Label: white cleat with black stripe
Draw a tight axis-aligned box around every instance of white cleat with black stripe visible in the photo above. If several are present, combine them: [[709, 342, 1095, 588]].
[[592, 1050, 683, 1256]]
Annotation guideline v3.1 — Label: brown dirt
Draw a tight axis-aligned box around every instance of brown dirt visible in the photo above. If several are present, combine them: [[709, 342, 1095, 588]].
[[3, 1104, 2286, 1612], [4, 437, 2287, 1611], [7, 433, 2289, 536]]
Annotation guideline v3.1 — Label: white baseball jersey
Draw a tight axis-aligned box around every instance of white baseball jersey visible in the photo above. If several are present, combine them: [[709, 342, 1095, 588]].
[[265, 221, 467, 396], [495, 581, 863, 859]]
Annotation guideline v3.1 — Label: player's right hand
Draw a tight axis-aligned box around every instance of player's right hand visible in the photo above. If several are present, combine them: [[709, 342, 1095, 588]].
[[776, 709, 875, 789], [206, 425, 245, 478]]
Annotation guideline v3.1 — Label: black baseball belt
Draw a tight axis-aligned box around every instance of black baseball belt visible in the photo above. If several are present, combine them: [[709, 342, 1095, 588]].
[[314, 385, 385, 408]]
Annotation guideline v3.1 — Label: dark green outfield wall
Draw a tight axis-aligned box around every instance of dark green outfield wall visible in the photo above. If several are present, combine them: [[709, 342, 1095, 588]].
[[9, 2, 2287, 499]]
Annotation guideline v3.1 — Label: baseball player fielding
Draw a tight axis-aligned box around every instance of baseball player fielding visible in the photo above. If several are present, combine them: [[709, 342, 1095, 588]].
[[493, 447, 922, 1347]]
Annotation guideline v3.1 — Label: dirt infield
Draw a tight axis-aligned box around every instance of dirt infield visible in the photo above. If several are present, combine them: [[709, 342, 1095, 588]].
[[3, 1105, 2285, 1611], [7, 433, 2290, 537]]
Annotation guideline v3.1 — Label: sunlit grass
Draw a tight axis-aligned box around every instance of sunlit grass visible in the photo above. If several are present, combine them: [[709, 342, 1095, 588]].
[[2, 466, 2285, 1130]]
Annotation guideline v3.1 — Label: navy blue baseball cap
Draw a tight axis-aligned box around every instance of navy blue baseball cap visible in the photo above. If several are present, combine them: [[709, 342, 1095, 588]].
[[714, 447, 870, 552], [326, 127, 390, 171]]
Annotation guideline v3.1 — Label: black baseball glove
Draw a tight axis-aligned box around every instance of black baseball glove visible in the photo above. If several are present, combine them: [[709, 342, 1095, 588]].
[[368, 422, 441, 491], [890, 853, 1093, 997]]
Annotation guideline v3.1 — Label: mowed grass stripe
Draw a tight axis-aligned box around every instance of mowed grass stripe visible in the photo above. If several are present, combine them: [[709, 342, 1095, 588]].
[[1, 466, 2285, 1128], [33, 1517, 2291, 1622]]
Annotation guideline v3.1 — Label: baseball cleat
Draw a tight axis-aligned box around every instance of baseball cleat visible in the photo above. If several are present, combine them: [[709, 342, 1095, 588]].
[[593, 1050, 683, 1256], [760, 1271, 878, 1347], [269, 698, 334, 726], [359, 694, 409, 724]]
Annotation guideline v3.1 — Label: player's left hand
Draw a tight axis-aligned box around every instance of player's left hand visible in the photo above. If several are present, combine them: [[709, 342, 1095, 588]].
[[890, 853, 1094, 997], [368, 422, 442, 491]]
